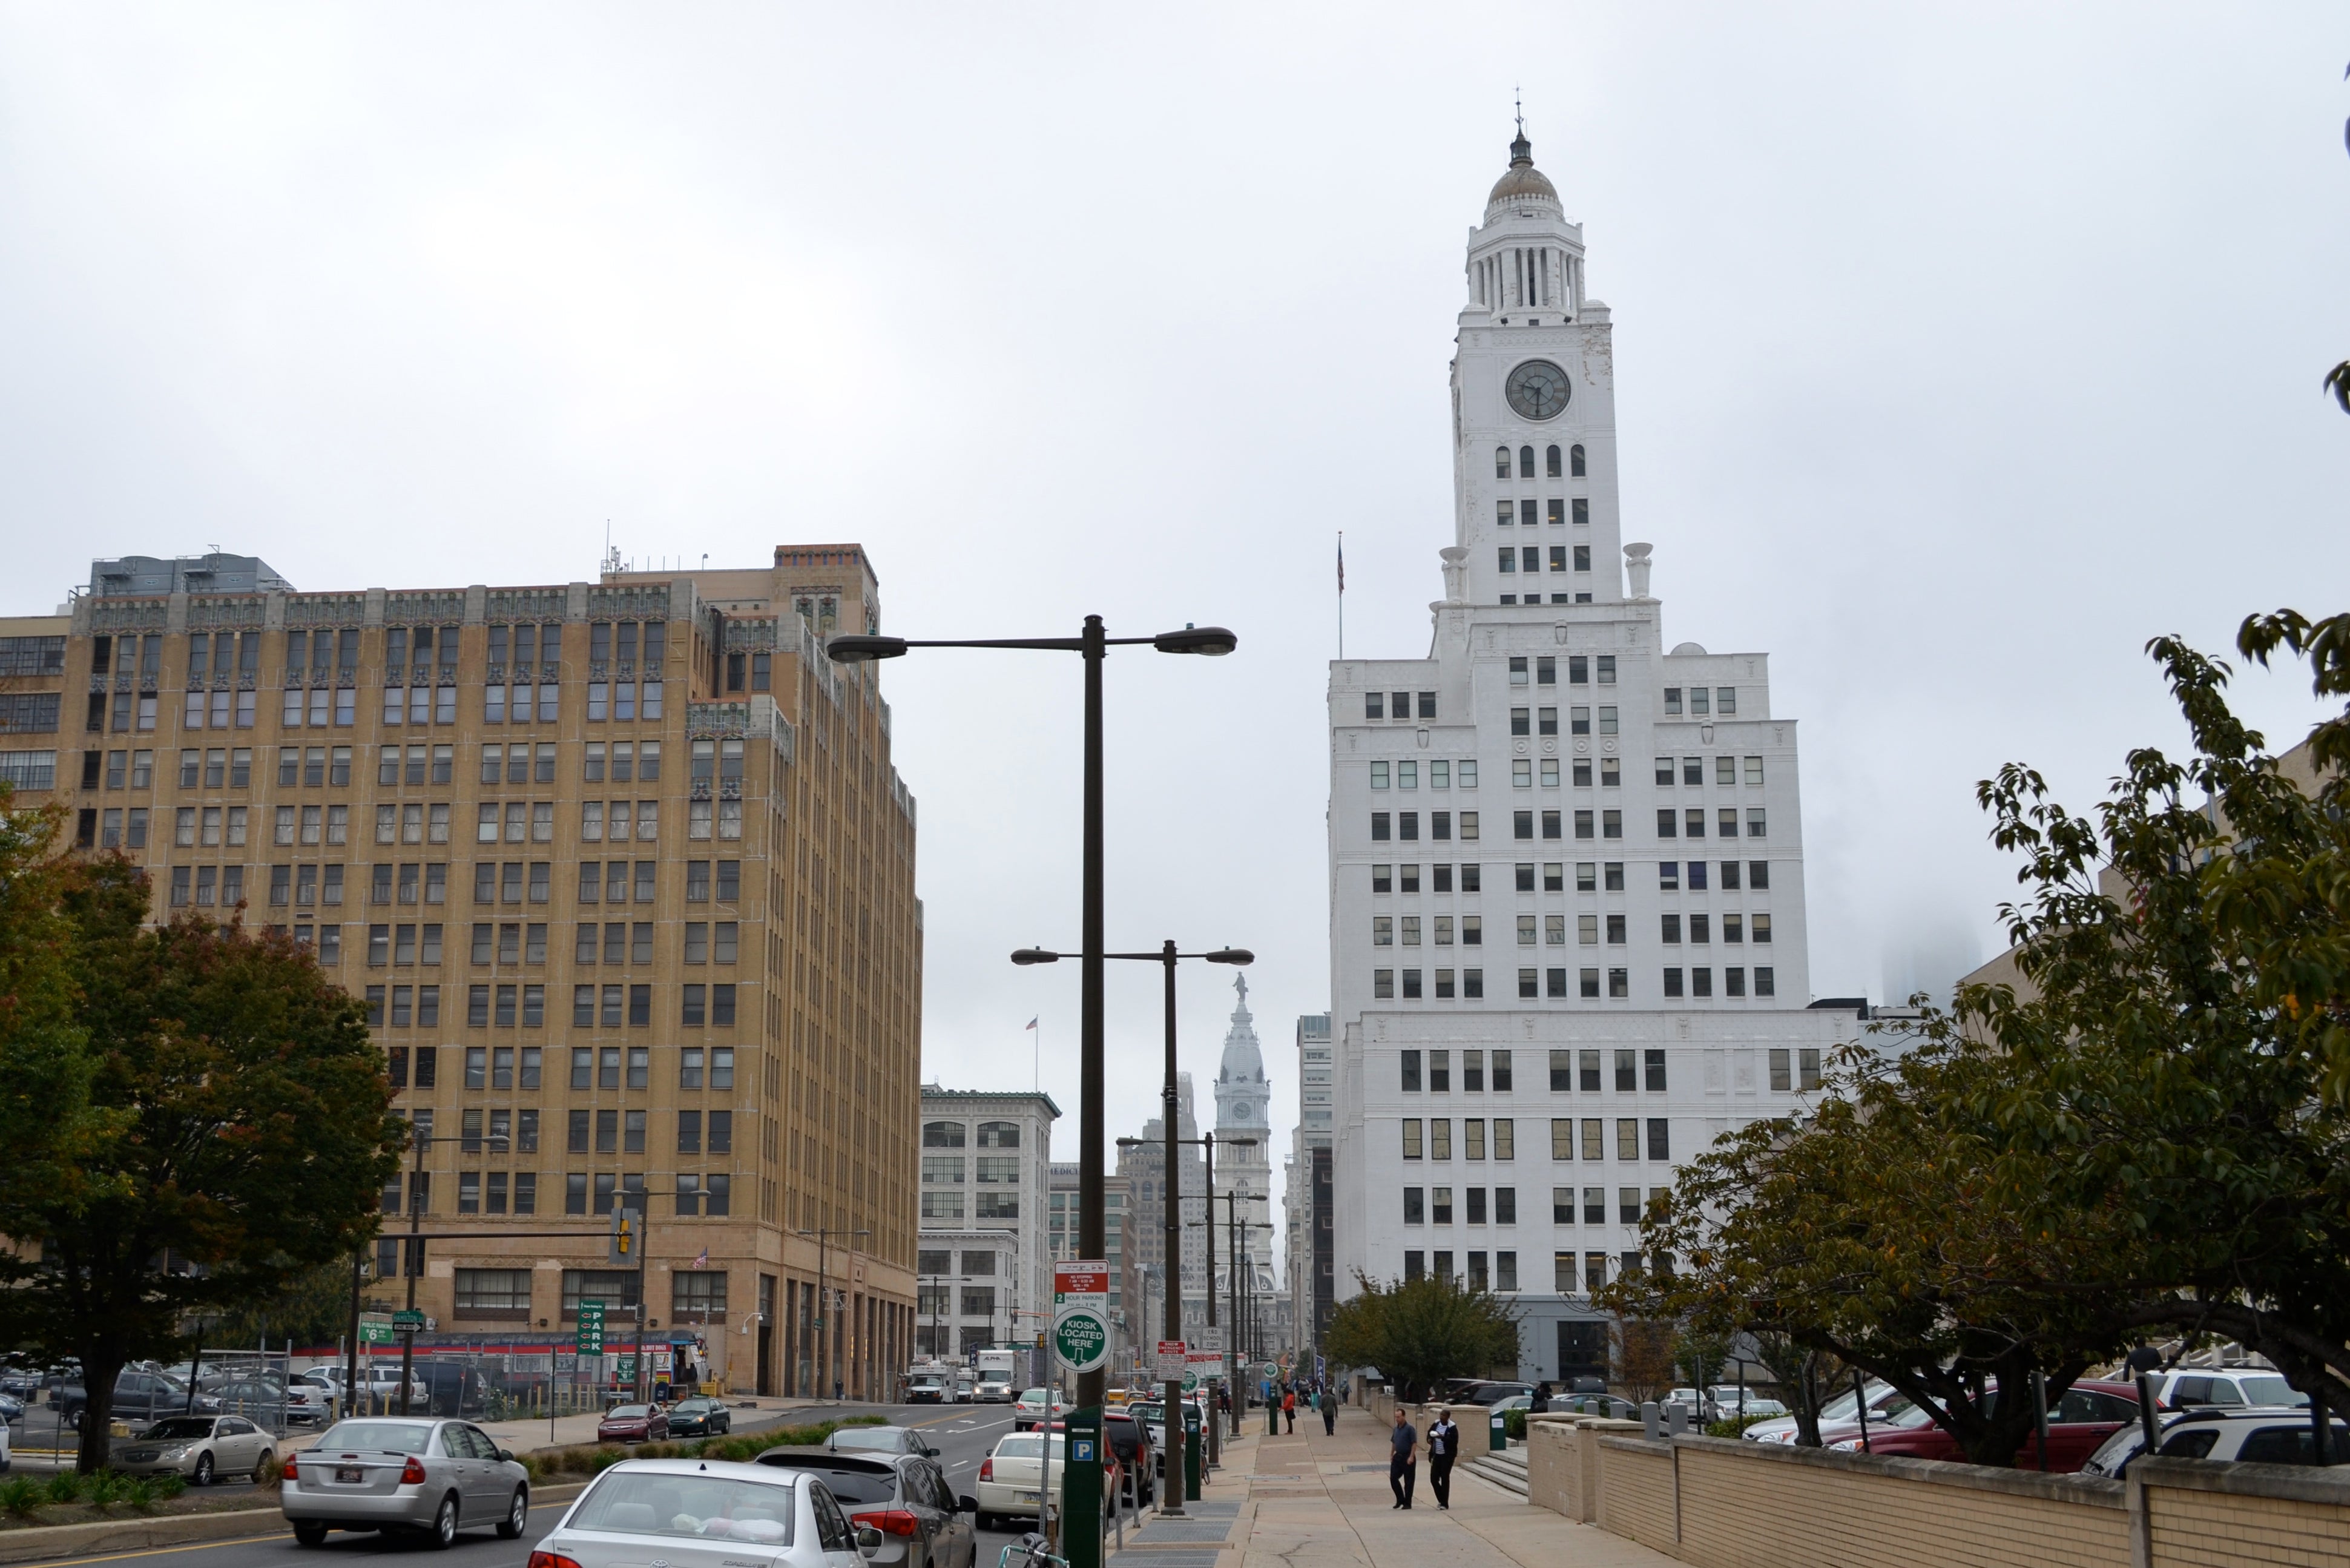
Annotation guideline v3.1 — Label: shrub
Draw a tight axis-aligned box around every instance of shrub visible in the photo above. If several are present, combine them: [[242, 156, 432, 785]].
[[43, 1471, 83, 1506], [84, 1471, 125, 1507], [588, 1447, 629, 1472], [123, 1478, 157, 1512], [0, 1476, 42, 1517], [1703, 1414, 1772, 1439], [153, 1473, 187, 1501], [1502, 1409, 1528, 1441]]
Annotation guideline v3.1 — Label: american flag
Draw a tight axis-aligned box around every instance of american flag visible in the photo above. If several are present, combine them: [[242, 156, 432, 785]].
[[693, 1248, 708, 1269]]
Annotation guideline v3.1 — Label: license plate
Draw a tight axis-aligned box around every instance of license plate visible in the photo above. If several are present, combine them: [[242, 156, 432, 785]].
[[1016, 1493, 1039, 1504], [337, 1466, 363, 1483]]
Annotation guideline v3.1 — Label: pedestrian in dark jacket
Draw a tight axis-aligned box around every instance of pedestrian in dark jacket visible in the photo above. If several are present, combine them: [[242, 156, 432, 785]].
[[1320, 1386, 1337, 1436], [1427, 1407, 1460, 1510], [1388, 1409, 1418, 1508]]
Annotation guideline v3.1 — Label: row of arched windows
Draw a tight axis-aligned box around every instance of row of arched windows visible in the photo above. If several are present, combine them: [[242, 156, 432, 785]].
[[1496, 444, 1586, 481]]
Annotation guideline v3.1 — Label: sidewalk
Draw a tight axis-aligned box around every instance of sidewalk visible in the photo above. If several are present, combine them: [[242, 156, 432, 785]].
[[1114, 1405, 1672, 1568]]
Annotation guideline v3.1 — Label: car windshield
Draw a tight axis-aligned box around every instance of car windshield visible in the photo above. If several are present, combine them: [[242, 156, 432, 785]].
[[1020, 1389, 1048, 1403], [572, 1471, 797, 1545], [608, 1406, 651, 1419], [317, 1421, 435, 1454], [677, 1400, 716, 1414], [140, 1418, 216, 1440], [829, 1429, 903, 1452], [993, 1437, 1065, 1460], [2236, 1376, 2310, 1408]]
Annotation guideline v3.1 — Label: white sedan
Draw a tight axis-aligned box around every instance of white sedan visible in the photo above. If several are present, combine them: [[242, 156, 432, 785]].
[[1011, 1389, 1067, 1432]]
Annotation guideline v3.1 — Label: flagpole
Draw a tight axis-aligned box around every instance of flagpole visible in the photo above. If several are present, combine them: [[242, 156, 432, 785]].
[[1337, 530, 1345, 660]]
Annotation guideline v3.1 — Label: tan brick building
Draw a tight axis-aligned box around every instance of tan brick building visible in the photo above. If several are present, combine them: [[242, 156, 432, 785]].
[[0, 548, 921, 1398]]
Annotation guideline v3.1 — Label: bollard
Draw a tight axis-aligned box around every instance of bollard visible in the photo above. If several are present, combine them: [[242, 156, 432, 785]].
[[1641, 1401, 1662, 1441]]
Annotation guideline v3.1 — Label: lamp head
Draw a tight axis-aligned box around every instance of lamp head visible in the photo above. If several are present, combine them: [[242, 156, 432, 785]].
[[1206, 948, 1253, 966], [1010, 948, 1059, 966], [1153, 626, 1237, 657], [824, 634, 907, 664]]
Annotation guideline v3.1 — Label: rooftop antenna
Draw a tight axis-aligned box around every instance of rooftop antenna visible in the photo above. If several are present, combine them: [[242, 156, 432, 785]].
[[1515, 85, 1523, 137]]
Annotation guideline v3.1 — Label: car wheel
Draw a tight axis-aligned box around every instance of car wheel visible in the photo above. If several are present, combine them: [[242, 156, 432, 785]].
[[496, 1487, 528, 1539], [193, 1452, 214, 1486], [427, 1492, 459, 1550], [252, 1457, 271, 1486], [66, 1408, 82, 1431], [292, 1521, 330, 1547]]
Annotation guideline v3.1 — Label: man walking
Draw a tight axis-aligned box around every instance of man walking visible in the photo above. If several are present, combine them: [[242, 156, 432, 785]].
[[1388, 1408, 1418, 1509], [1320, 1385, 1337, 1436], [1426, 1406, 1460, 1510]]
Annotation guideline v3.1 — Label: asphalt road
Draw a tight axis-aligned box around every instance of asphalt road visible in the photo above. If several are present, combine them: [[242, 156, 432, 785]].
[[18, 1402, 1088, 1568]]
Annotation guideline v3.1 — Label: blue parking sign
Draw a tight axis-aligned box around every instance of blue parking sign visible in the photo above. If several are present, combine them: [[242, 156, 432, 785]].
[[1073, 1439, 1095, 1463]]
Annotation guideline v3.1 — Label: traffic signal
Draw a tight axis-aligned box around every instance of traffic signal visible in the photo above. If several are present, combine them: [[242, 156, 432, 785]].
[[610, 1205, 639, 1266]]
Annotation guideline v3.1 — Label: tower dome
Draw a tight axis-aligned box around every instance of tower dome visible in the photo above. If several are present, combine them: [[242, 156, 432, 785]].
[[1485, 128, 1559, 219]]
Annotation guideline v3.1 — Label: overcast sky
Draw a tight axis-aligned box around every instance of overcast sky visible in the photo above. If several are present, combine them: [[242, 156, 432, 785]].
[[4, 4, 2345, 1204]]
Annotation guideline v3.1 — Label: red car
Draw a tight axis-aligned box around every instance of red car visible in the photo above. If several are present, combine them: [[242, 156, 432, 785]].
[[1829, 1379, 2141, 1472], [596, 1402, 671, 1443]]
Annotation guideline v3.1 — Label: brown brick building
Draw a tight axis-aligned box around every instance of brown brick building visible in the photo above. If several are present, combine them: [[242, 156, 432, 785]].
[[0, 548, 921, 1397]]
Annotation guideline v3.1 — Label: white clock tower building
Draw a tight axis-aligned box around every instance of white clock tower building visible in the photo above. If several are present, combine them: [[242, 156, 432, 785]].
[[1326, 127, 1862, 1385]]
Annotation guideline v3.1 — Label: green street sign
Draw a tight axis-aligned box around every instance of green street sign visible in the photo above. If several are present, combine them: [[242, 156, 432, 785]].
[[358, 1319, 395, 1346], [576, 1299, 606, 1355], [615, 1356, 637, 1381], [1052, 1306, 1110, 1374], [1180, 1369, 1200, 1392], [392, 1309, 427, 1331]]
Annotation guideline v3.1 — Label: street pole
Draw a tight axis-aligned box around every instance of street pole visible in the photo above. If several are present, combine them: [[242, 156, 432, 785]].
[[344, 1251, 363, 1420], [398, 1124, 424, 1415], [1203, 1131, 1222, 1466], [1077, 614, 1107, 1425], [1159, 949, 1186, 1519]]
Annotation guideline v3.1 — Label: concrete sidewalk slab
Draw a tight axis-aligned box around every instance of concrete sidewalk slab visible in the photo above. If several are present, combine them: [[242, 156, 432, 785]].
[[1213, 1405, 1675, 1568]]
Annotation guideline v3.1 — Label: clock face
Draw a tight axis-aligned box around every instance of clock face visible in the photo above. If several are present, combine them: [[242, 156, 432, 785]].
[[1506, 360, 1572, 421]]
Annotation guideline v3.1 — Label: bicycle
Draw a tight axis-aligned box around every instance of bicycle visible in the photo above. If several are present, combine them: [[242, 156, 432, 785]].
[[998, 1533, 1068, 1568]]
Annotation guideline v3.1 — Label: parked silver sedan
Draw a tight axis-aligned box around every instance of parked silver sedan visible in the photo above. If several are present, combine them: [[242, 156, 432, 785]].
[[113, 1415, 276, 1486], [281, 1417, 530, 1548], [537, 1458, 882, 1568]]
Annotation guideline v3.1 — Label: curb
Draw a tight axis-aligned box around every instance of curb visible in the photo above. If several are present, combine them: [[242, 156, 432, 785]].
[[0, 1480, 590, 1566]]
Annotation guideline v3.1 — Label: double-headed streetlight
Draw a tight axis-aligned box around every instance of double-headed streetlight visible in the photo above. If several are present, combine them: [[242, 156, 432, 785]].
[[1022, 940, 1249, 1514], [827, 621, 1233, 1460]]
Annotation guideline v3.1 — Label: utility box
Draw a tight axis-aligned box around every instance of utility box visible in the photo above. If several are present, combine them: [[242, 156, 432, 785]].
[[1183, 1402, 1203, 1500], [1490, 1412, 1508, 1451]]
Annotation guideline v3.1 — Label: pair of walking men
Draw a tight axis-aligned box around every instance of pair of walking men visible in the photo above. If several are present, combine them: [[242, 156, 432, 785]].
[[1388, 1407, 1459, 1510]]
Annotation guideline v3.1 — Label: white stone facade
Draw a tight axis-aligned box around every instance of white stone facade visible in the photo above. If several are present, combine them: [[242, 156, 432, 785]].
[[1327, 130, 1860, 1385], [917, 1087, 1059, 1356]]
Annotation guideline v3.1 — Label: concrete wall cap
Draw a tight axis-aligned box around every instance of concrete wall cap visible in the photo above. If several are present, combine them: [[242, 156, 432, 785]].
[[1667, 1433, 2127, 1509], [2132, 1454, 2350, 1507]]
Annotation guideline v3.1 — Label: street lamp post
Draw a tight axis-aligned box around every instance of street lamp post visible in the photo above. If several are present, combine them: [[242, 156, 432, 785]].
[[797, 1227, 869, 1400], [831, 618, 1235, 1444], [1033, 941, 1251, 1517]]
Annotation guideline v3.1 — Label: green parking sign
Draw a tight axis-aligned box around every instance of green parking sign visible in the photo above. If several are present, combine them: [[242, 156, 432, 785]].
[[576, 1299, 606, 1355]]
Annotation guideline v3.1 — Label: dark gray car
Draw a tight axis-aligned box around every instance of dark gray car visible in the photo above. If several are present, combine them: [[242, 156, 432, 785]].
[[754, 1449, 976, 1568]]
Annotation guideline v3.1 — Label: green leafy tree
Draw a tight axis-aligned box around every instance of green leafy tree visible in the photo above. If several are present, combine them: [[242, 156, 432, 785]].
[[0, 797, 106, 1223], [200, 1259, 373, 1352], [1607, 609, 2350, 1461], [1323, 1273, 1519, 1402], [0, 858, 404, 1470]]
